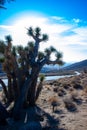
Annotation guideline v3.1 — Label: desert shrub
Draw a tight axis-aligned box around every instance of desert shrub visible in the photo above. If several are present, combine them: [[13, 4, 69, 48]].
[[58, 88, 66, 97], [53, 87, 58, 93], [48, 96, 59, 112], [71, 76, 81, 85], [69, 87, 74, 92], [63, 83, 71, 90], [45, 85, 51, 90], [73, 83, 83, 90], [83, 86, 87, 96], [84, 86, 87, 93], [0, 57, 5, 63], [64, 98, 77, 112], [71, 91, 82, 105]]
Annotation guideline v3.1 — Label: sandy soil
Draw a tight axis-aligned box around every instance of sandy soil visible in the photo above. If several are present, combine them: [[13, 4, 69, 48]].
[[37, 72, 87, 130], [0, 72, 87, 130]]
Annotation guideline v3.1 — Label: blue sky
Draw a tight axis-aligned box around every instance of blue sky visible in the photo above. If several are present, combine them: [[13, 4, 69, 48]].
[[0, 0, 87, 63]]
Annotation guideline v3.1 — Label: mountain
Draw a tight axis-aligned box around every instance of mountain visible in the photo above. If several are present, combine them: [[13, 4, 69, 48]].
[[41, 63, 71, 73], [63, 59, 87, 71], [41, 59, 87, 73]]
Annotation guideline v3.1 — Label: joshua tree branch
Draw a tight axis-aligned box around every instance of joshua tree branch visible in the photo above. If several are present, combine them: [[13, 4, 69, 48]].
[[0, 5, 7, 9], [33, 41, 39, 61], [40, 56, 57, 66]]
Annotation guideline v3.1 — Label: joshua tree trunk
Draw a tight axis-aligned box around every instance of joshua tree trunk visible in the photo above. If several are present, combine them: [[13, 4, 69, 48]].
[[27, 77, 38, 106], [8, 77, 13, 102], [0, 102, 9, 124], [13, 77, 33, 119], [12, 76, 19, 101], [26, 66, 40, 105], [13, 67, 40, 119]]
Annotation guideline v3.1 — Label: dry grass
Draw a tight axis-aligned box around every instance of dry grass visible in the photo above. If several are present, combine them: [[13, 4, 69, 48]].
[[45, 85, 52, 90], [48, 96, 59, 112], [63, 98, 77, 112], [58, 88, 66, 97]]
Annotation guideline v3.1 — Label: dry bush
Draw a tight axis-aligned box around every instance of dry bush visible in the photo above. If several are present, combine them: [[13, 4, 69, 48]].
[[48, 96, 59, 112], [45, 85, 51, 90], [71, 91, 82, 105], [69, 87, 74, 92], [58, 88, 66, 97], [81, 78, 87, 88], [73, 83, 83, 90], [63, 98, 77, 112], [71, 76, 81, 85], [71, 91, 78, 98], [62, 83, 72, 90], [82, 86, 87, 96], [53, 87, 58, 93]]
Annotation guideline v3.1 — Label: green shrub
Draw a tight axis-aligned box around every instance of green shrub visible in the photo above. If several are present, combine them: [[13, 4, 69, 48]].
[[0, 57, 5, 63]]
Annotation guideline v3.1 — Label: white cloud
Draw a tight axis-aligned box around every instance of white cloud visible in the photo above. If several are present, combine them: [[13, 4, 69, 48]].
[[0, 14, 87, 63], [72, 18, 82, 23]]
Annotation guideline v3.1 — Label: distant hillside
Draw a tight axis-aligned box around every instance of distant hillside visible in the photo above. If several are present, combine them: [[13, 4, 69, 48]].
[[63, 59, 87, 71], [40, 63, 71, 73]]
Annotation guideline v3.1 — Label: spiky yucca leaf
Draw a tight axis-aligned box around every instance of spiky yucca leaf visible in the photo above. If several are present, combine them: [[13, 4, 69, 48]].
[[17, 45, 23, 52], [0, 0, 15, 5], [50, 46, 57, 52], [57, 60, 65, 66], [24, 46, 29, 51], [5, 35, 12, 42], [35, 27, 41, 37], [38, 52, 44, 60], [45, 48, 51, 55], [0, 0, 5, 5], [28, 42, 34, 48], [0, 57, 5, 63], [28, 42, 34, 51], [55, 52, 63, 60], [39, 74, 45, 82], [27, 27, 33, 36], [42, 34, 48, 42]]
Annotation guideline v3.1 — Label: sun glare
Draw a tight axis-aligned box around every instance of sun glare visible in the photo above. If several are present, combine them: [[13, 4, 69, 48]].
[[1, 13, 87, 62]]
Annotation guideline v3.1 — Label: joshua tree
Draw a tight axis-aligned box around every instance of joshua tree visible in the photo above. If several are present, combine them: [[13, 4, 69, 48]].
[[0, 27, 64, 120], [0, 40, 6, 54], [0, 40, 5, 63]]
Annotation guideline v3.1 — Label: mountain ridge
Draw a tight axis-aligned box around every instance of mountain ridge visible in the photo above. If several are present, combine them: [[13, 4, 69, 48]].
[[63, 59, 87, 71], [41, 59, 87, 73]]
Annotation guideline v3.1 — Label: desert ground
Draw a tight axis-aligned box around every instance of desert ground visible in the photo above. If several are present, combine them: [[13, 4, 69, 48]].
[[0, 72, 87, 130]]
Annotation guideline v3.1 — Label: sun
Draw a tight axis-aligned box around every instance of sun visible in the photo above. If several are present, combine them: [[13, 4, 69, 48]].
[[7, 14, 48, 46]]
